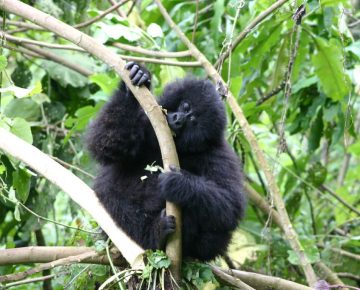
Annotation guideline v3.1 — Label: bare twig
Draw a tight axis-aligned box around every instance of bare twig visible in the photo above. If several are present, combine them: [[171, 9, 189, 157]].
[[113, 42, 192, 58], [337, 273, 360, 282], [326, 247, 360, 261], [0, 18, 43, 30], [337, 111, 360, 186], [0, 246, 126, 267], [0, 251, 98, 283], [256, 80, 285, 105], [107, 0, 127, 18], [18, 43, 93, 76], [154, 0, 317, 286], [3, 43, 43, 58], [210, 266, 256, 290], [3, 274, 58, 289], [1, 32, 85, 52], [348, 19, 360, 28], [115, 54, 201, 66], [74, 0, 130, 29], [215, 0, 290, 68], [320, 185, 360, 216], [226, 268, 313, 290], [315, 262, 346, 287]]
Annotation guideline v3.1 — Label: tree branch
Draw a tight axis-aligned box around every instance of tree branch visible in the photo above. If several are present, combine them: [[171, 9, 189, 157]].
[[74, 0, 130, 29], [0, 246, 126, 267], [153, 0, 317, 286], [226, 268, 313, 290], [0, 251, 98, 283], [215, 0, 290, 68], [113, 42, 192, 58]]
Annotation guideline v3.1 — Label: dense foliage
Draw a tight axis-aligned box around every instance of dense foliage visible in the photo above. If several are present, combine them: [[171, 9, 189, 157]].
[[0, 0, 359, 289]]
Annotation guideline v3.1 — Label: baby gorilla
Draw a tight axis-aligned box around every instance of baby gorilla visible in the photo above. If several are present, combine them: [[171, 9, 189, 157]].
[[86, 62, 245, 261]]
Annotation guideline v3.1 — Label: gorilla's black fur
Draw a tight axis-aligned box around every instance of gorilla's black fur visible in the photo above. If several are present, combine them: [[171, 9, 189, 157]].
[[86, 63, 245, 261]]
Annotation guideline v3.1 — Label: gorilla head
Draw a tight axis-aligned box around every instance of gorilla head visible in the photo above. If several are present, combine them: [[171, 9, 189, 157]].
[[159, 78, 226, 153]]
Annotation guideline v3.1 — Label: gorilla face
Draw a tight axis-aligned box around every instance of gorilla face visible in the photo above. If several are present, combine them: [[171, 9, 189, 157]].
[[159, 78, 226, 153]]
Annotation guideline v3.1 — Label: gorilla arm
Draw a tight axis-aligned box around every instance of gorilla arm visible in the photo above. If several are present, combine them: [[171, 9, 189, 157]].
[[159, 161, 244, 231], [86, 63, 153, 164]]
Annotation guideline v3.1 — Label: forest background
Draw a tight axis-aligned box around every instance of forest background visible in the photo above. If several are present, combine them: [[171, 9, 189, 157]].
[[0, 0, 359, 289]]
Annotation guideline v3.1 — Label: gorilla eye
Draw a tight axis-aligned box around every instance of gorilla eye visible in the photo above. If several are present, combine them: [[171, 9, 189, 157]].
[[183, 102, 190, 112]]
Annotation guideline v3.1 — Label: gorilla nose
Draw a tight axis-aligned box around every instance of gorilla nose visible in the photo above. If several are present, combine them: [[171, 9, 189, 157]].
[[168, 112, 185, 130]]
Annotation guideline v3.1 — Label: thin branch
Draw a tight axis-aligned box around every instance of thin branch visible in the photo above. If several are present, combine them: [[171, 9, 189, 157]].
[[327, 247, 360, 261], [315, 262, 345, 286], [348, 19, 360, 28], [244, 183, 283, 230], [337, 273, 360, 282], [215, 0, 290, 68], [107, 0, 127, 18], [3, 274, 58, 289], [74, 0, 130, 29], [1, 193, 100, 234], [320, 185, 360, 216], [0, 246, 126, 267], [3, 43, 43, 58], [154, 0, 317, 286], [115, 54, 201, 66], [256, 80, 285, 105], [210, 266, 255, 290], [226, 268, 313, 290], [1, 32, 85, 52], [0, 251, 98, 283], [0, 0, 181, 272], [113, 42, 192, 58], [337, 110, 360, 186], [0, 18, 43, 30], [17, 43, 93, 76], [49, 156, 95, 179]]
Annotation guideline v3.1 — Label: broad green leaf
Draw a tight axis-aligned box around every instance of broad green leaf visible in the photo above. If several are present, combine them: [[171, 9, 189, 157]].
[[312, 38, 350, 101], [11, 61, 31, 87], [308, 109, 323, 152], [292, 76, 318, 93], [90, 73, 120, 95], [98, 22, 142, 42], [10, 118, 33, 144], [12, 168, 31, 203], [147, 23, 163, 38], [348, 141, 360, 156], [0, 86, 32, 98], [159, 65, 185, 90], [0, 55, 8, 71], [4, 99, 41, 121]]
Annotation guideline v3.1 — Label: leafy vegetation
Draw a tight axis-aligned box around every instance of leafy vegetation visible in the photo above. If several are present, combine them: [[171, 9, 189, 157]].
[[0, 0, 359, 289]]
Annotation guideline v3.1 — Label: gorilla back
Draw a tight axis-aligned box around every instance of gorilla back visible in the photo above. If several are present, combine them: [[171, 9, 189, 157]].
[[86, 62, 245, 261]]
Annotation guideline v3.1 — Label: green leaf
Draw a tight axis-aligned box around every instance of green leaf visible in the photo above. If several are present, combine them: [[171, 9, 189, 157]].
[[0, 55, 8, 71], [12, 168, 31, 203], [210, 0, 224, 43], [348, 141, 360, 156], [89, 73, 119, 95], [147, 23, 163, 38], [4, 98, 41, 121], [10, 118, 33, 144], [308, 109, 323, 152], [312, 38, 351, 101], [14, 204, 21, 222], [0, 164, 5, 175]]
